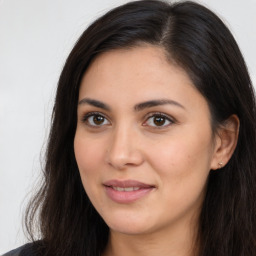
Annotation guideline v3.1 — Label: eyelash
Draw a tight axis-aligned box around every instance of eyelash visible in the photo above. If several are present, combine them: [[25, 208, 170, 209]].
[[143, 112, 175, 128], [81, 111, 175, 128], [81, 112, 110, 127]]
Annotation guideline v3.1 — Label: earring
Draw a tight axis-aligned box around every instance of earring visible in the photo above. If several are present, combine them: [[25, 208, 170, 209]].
[[218, 162, 223, 169]]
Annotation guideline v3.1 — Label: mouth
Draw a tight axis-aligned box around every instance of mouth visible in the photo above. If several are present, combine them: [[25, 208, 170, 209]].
[[103, 179, 155, 203], [111, 186, 140, 192]]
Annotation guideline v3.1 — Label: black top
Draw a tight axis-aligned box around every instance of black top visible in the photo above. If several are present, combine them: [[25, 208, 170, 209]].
[[2, 243, 37, 256]]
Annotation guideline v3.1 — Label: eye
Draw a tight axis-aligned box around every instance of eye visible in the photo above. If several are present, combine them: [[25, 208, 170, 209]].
[[144, 113, 173, 128], [82, 112, 110, 127]]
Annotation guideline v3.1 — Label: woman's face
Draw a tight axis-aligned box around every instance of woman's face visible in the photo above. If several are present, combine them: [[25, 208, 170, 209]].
[[74, 46, 219, 236]]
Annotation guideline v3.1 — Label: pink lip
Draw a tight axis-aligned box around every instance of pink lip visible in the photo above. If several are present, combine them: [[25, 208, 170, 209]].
[[103, 179, 155, 204]]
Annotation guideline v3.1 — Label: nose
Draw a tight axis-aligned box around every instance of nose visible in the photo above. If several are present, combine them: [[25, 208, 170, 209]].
[[106, 125, 144, 170]]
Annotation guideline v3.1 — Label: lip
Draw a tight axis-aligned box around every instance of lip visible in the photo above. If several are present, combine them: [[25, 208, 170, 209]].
[[103, 179, 155, 204]]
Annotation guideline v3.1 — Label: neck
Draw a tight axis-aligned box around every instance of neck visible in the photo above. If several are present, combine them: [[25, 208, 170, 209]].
[[102, 216, 199, 256]]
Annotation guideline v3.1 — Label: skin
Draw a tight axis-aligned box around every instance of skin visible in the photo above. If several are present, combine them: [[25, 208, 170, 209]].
[[74, 45, 239, 256]]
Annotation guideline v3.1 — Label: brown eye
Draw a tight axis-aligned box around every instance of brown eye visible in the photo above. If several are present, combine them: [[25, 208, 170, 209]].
[[153, 116, 166, 126], [145, 114, 173, 127], [93, 115, 105, 125], [85, 114, 110, 126]]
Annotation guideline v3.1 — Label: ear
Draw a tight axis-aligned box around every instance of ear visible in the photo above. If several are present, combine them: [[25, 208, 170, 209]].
[[210, 115, 240, 170]]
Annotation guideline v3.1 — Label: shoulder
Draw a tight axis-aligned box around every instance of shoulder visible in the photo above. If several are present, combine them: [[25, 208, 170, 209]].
[[2, 242, 40, 256]]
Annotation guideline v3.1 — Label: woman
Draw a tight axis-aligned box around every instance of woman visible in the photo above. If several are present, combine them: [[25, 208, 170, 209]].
[[4, 0, 256, 255]]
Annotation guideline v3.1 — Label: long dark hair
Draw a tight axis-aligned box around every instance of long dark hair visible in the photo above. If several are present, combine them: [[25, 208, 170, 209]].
[[25, 1, 256, 255]]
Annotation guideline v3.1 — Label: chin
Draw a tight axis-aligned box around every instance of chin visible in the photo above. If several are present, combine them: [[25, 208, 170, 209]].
[[103, 213, 157, 235], [109, 223, 152, 235]]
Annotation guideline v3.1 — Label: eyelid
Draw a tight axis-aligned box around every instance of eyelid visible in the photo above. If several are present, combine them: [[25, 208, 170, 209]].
[[81, 111, 111, 126], [142, 112, 176, 127]]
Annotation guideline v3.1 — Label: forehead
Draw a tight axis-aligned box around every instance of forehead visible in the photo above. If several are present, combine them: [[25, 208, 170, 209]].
[[79, 46, 194, 96]]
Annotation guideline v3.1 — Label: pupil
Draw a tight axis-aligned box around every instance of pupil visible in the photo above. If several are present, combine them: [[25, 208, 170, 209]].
[[154, 116, 165, 126], [93, 115, 104, 125]]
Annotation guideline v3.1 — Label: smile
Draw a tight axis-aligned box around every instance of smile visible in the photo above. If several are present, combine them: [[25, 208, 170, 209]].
[[112, 186, 140, 192], [103, 180, 155, 203]]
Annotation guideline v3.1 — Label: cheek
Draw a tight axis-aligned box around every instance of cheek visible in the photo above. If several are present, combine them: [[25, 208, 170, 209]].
[[74, 133, 107, 207], [74, 133, 105, 185], [148, 128, 214, 186], [151, 137, 212, 213]]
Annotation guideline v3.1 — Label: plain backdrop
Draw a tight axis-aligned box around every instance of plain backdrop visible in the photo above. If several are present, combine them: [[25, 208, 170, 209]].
[[0, 0, 256, 253]]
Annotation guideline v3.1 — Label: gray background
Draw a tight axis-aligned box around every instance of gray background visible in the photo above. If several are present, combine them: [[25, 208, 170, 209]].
[[1, 0, 255, 253]]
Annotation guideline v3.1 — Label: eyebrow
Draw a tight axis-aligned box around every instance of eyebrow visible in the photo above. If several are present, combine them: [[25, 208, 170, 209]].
[[78, 98, 185, 111], [134, 99, 185, 111], [78, 98, 111, 111]]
